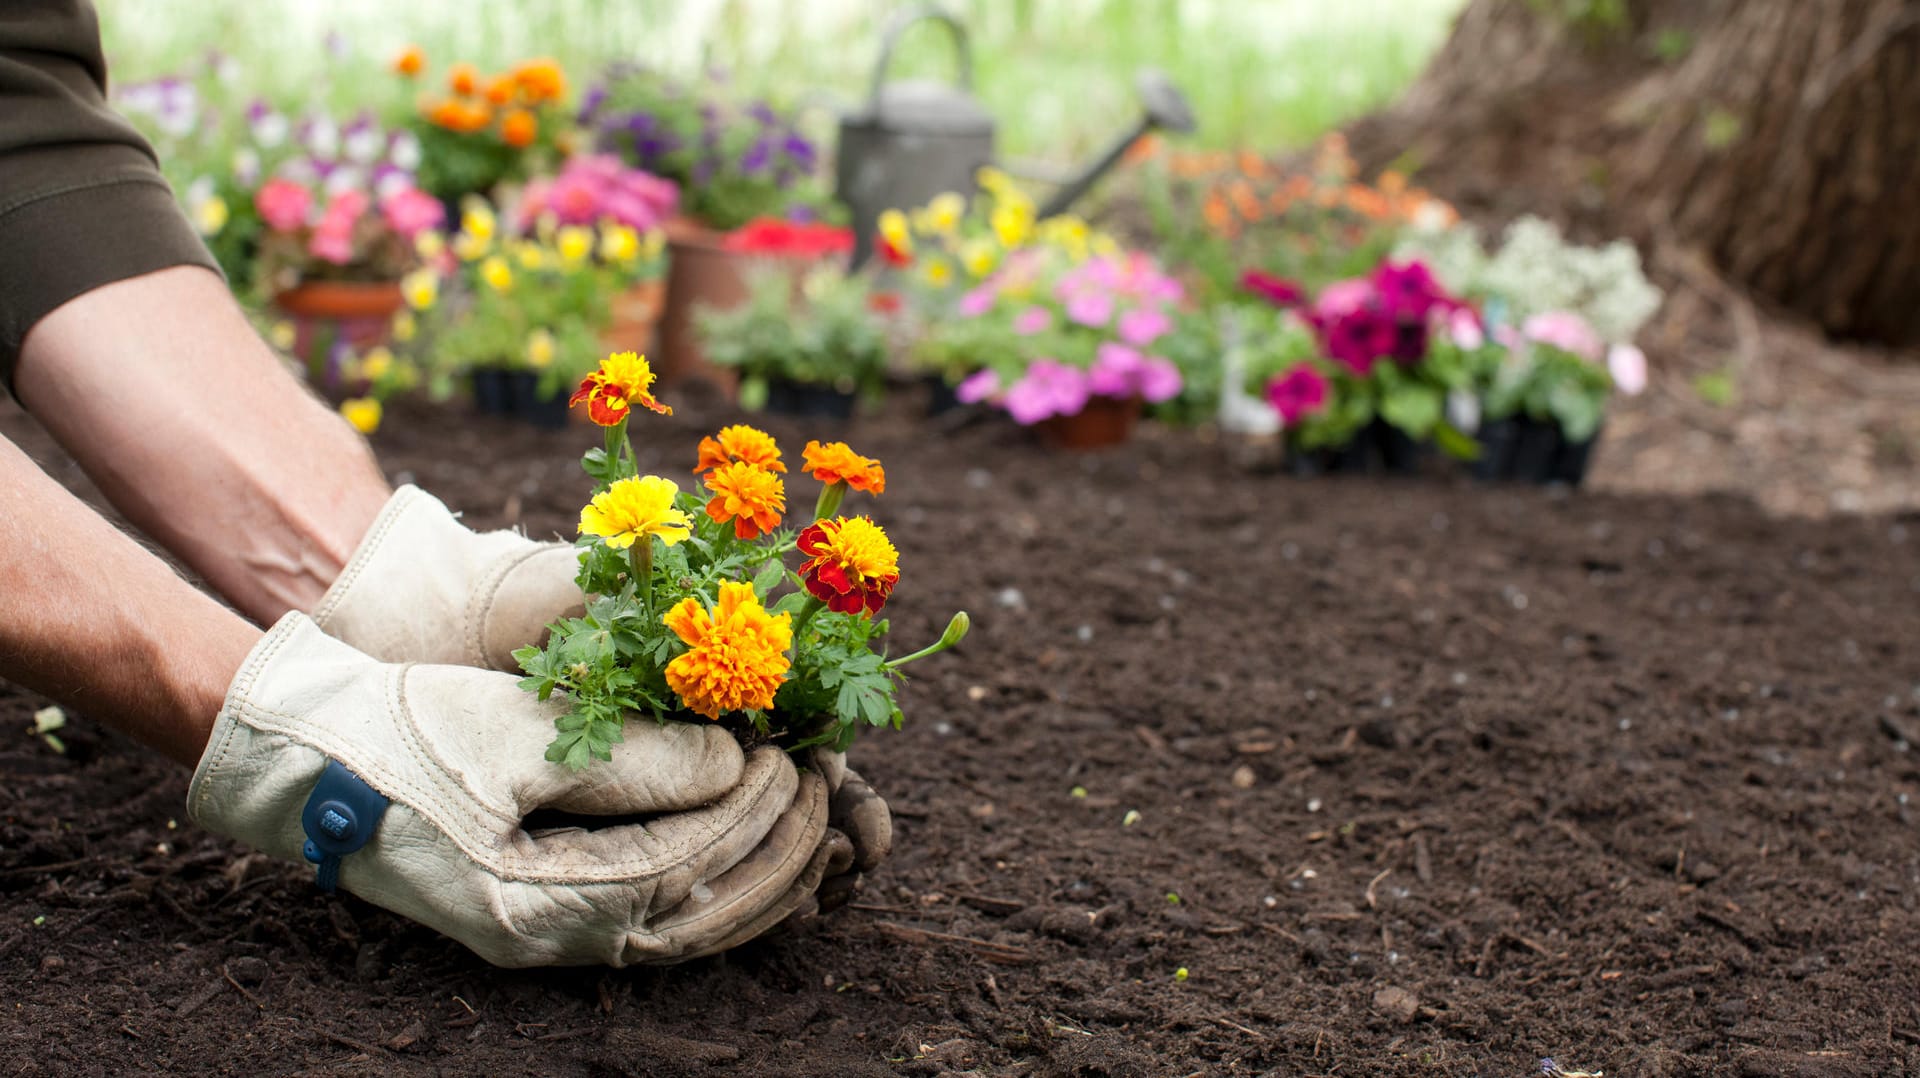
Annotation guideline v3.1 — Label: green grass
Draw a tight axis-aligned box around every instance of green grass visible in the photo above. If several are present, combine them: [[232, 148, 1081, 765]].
[[95, 0, 1463, 162]]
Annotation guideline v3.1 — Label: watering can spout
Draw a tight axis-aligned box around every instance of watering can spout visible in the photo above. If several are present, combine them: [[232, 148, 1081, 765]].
[[1036, 68, 1195, 220]]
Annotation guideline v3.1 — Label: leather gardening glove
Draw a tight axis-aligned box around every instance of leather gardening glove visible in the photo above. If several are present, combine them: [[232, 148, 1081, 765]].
[[313, 485, 897, 882], [189, 612, 853, 967], [313, 484, 581, 672]]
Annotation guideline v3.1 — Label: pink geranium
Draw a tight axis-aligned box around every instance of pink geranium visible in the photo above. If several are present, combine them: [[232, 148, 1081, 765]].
[[955, 368, 1001, 404], [1013, 306, 1053, 336], [1266, 364, 1332, 424], [307, 188, 368, 265], [378, 185, 444, 240], [519, 154, 679, 232], [256, 178, 312, 232], [1117, 306, 1171, 347]]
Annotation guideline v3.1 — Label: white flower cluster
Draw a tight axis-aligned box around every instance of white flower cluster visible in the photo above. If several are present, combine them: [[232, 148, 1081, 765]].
[[1397, 215, 1663, 343]]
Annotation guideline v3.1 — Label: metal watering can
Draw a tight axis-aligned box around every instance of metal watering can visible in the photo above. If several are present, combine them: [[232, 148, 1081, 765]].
[[835, 4, 1197, 268]]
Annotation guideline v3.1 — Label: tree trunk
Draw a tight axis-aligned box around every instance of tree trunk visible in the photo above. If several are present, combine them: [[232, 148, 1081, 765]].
[[1347, 0, 1920, 349]]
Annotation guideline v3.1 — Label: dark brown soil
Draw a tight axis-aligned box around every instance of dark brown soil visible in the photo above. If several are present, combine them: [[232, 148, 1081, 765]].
[[4, 392, 1920, 1077]]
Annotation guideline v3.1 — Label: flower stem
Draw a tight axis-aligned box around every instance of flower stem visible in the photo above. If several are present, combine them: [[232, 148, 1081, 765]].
[[630, 538, 655, 617], [791, 595, 825, 644], [813, 480, 847, 521], [885, 611, 971, 670]]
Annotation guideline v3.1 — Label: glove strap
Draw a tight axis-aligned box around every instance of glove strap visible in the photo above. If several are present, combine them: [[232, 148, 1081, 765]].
[[300, 760, 390, 894]]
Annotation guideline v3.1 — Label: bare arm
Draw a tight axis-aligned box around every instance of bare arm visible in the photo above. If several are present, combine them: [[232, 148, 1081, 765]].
[[0, 433, 258, 766], [13, 266, 393, 623]]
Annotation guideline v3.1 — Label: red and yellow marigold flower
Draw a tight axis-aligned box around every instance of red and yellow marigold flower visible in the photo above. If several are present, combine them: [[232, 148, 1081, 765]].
[[796, 516, 899, 616], [694, 424, 786, 476], [578, 475, 690, 550], [703, 461, 786, 540], [662, 582, 792, 719], [801, 440, 885, 494], [569, 351, 670, 425]]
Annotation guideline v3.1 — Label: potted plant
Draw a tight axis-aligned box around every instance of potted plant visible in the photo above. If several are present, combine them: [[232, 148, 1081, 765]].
[[394, 48, 573, 207], [1239, 259, 1483, 474], [423, 201, 665, 427], [516, 351, 969, 768], [1394, 213, 1663, 484], [580, 66, 839, 387], [694, 263, 890, 419], [515, 153, 680, 358], [249, 113, 444, 385]]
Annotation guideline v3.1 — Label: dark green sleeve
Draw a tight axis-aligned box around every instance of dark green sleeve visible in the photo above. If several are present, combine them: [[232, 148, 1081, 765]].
[[0, 0, 219, 394]]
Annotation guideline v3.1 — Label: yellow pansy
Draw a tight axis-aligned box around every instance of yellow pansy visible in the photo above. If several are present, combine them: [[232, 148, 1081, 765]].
[[959, 238, 998, 278], [600, 223, 639, 264], [401, 268, 439, 310], [460, 202, 496, 244], [512, 240, 547, 271], [480, 256, 513, 292], [340, 397, 382, 435], [526, 329, 556, 369], [452, 230, 490, 262], [990, 203, 1032, 249], [192, 195, 229, 236], [556, 225, 594, 266], [921, 257, 953, 287], [924, 191, 965, 235], [415, 230, 446, 261], [359, 346, 394, 381]]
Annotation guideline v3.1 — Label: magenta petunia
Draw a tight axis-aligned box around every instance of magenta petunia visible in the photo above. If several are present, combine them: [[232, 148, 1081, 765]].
[[1266, 364, 1332, 425]]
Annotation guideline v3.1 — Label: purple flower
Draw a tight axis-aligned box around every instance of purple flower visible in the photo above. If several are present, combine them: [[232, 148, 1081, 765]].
[[1064, 290, 1114, 328], [955, 369, 1001, 404], [1013, 306, 1053, 336], [1117, 307, 1171, 347], [1266, 364, 1332, 424], [1003, 361, 1091, 425], [739, 138, 772, 174]]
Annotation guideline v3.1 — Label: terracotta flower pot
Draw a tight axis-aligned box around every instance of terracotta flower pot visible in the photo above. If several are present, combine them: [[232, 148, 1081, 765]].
[[655, 218, 749, 392], [1037, 395, 1143, 451], [270, 279, 406, 395]]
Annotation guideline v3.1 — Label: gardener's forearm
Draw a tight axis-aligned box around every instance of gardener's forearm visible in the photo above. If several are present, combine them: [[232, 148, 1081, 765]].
[[13, 266, 393, 623], [0, 435, 258, 766]]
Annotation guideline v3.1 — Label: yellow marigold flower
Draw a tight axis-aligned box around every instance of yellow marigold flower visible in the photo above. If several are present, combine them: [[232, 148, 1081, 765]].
[[801, 440, 885, 494], [360, 346, 394, 381], [401, 268, 439, 310], [661, 581, 791, 719], [796, 516, 899, 616], [192, 195, 229, 236], [452, 230, 490, 262], [991, 203, 1032, 249], [268, 321, 297, 351], [703, 461, 786, 540], [415, 230, 446, 261], [694, 424, 786, 476], [977, 165, 1014, 194], [569, 350, 671, 423], [877, 209, 913, 258], [960, 238, 998, 278], [921, 257, 953, 288], [340, 397, 382, 435], [480, 255, 513, 292], [556, 225, 594, 266], [526, 329, 556, 369], [391, 310, 417, 342], [599, 223, 640, 264], [579, 475, 690, 550]]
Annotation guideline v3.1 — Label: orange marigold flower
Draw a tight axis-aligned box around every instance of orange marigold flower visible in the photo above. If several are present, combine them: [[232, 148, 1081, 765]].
[[568, 351, 670, 425], [796, 516, 899, 616], [801, 440, 885, 494], [513, 58, 568, 103], [703, 461, 786, 540], [448, 62, 480, 97], [392, 45, 425, 78], [694, 424, 786, 476], [429, 98, 491, 133], [501, 108, 537, 148], [483, 76, 516, 106], [662, 581, 792, 719]]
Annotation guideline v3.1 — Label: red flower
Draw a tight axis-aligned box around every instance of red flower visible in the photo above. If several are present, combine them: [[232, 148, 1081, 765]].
[[796, 517, 899, 616], [1240, 269, 1304, 308], [723, 217, 854, 258]]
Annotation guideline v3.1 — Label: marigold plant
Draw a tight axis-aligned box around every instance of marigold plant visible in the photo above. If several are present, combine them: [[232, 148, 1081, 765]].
[[516, 353, 969, 769]]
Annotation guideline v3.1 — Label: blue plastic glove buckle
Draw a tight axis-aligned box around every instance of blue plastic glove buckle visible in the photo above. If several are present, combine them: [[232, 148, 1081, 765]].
[[300, 760, 390, 894]]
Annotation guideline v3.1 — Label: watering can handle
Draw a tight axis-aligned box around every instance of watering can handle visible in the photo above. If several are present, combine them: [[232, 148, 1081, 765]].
[[867, 4, 973, 111]]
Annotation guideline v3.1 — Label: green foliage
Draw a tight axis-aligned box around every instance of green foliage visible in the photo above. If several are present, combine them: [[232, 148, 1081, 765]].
[[696, 265, 890, 396], [1693, 368, 1738, 408], [1482, 342, 1615, 442], [410, 119, 527, 204]]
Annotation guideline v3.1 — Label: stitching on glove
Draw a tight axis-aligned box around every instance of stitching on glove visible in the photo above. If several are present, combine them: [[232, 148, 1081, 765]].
[[465, 542, 551, 670], [392, 665, 520, 823], [653, 778, 827, 934], [312, 485, 422, 629]]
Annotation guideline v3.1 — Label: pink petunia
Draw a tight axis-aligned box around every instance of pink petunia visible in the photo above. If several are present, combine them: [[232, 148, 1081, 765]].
[[1013, 305, 1053, 336], [955, 368, 1001, 404], [1137, 356, 1182, 403], [1063, 289, 1114, 328], [1266, 364, 1332, 425], [1002, 360, 1090, 425], [957, 286, 997, 318], [1448, 307, 1485, 349], [1117, 306, 1172, 347], [255, 178, 313, 232], [1607, 343, 1647, 395], [1522, 310, 1605, 363], [378, 185, 444, 240], [1087, 342, 1145, 397]]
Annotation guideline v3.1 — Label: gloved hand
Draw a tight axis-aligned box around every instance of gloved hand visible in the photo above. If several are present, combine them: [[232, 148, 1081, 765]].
[[312, 485, 896, 886], [312, 484, 580, 672], [190, 613, 851, 967]]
